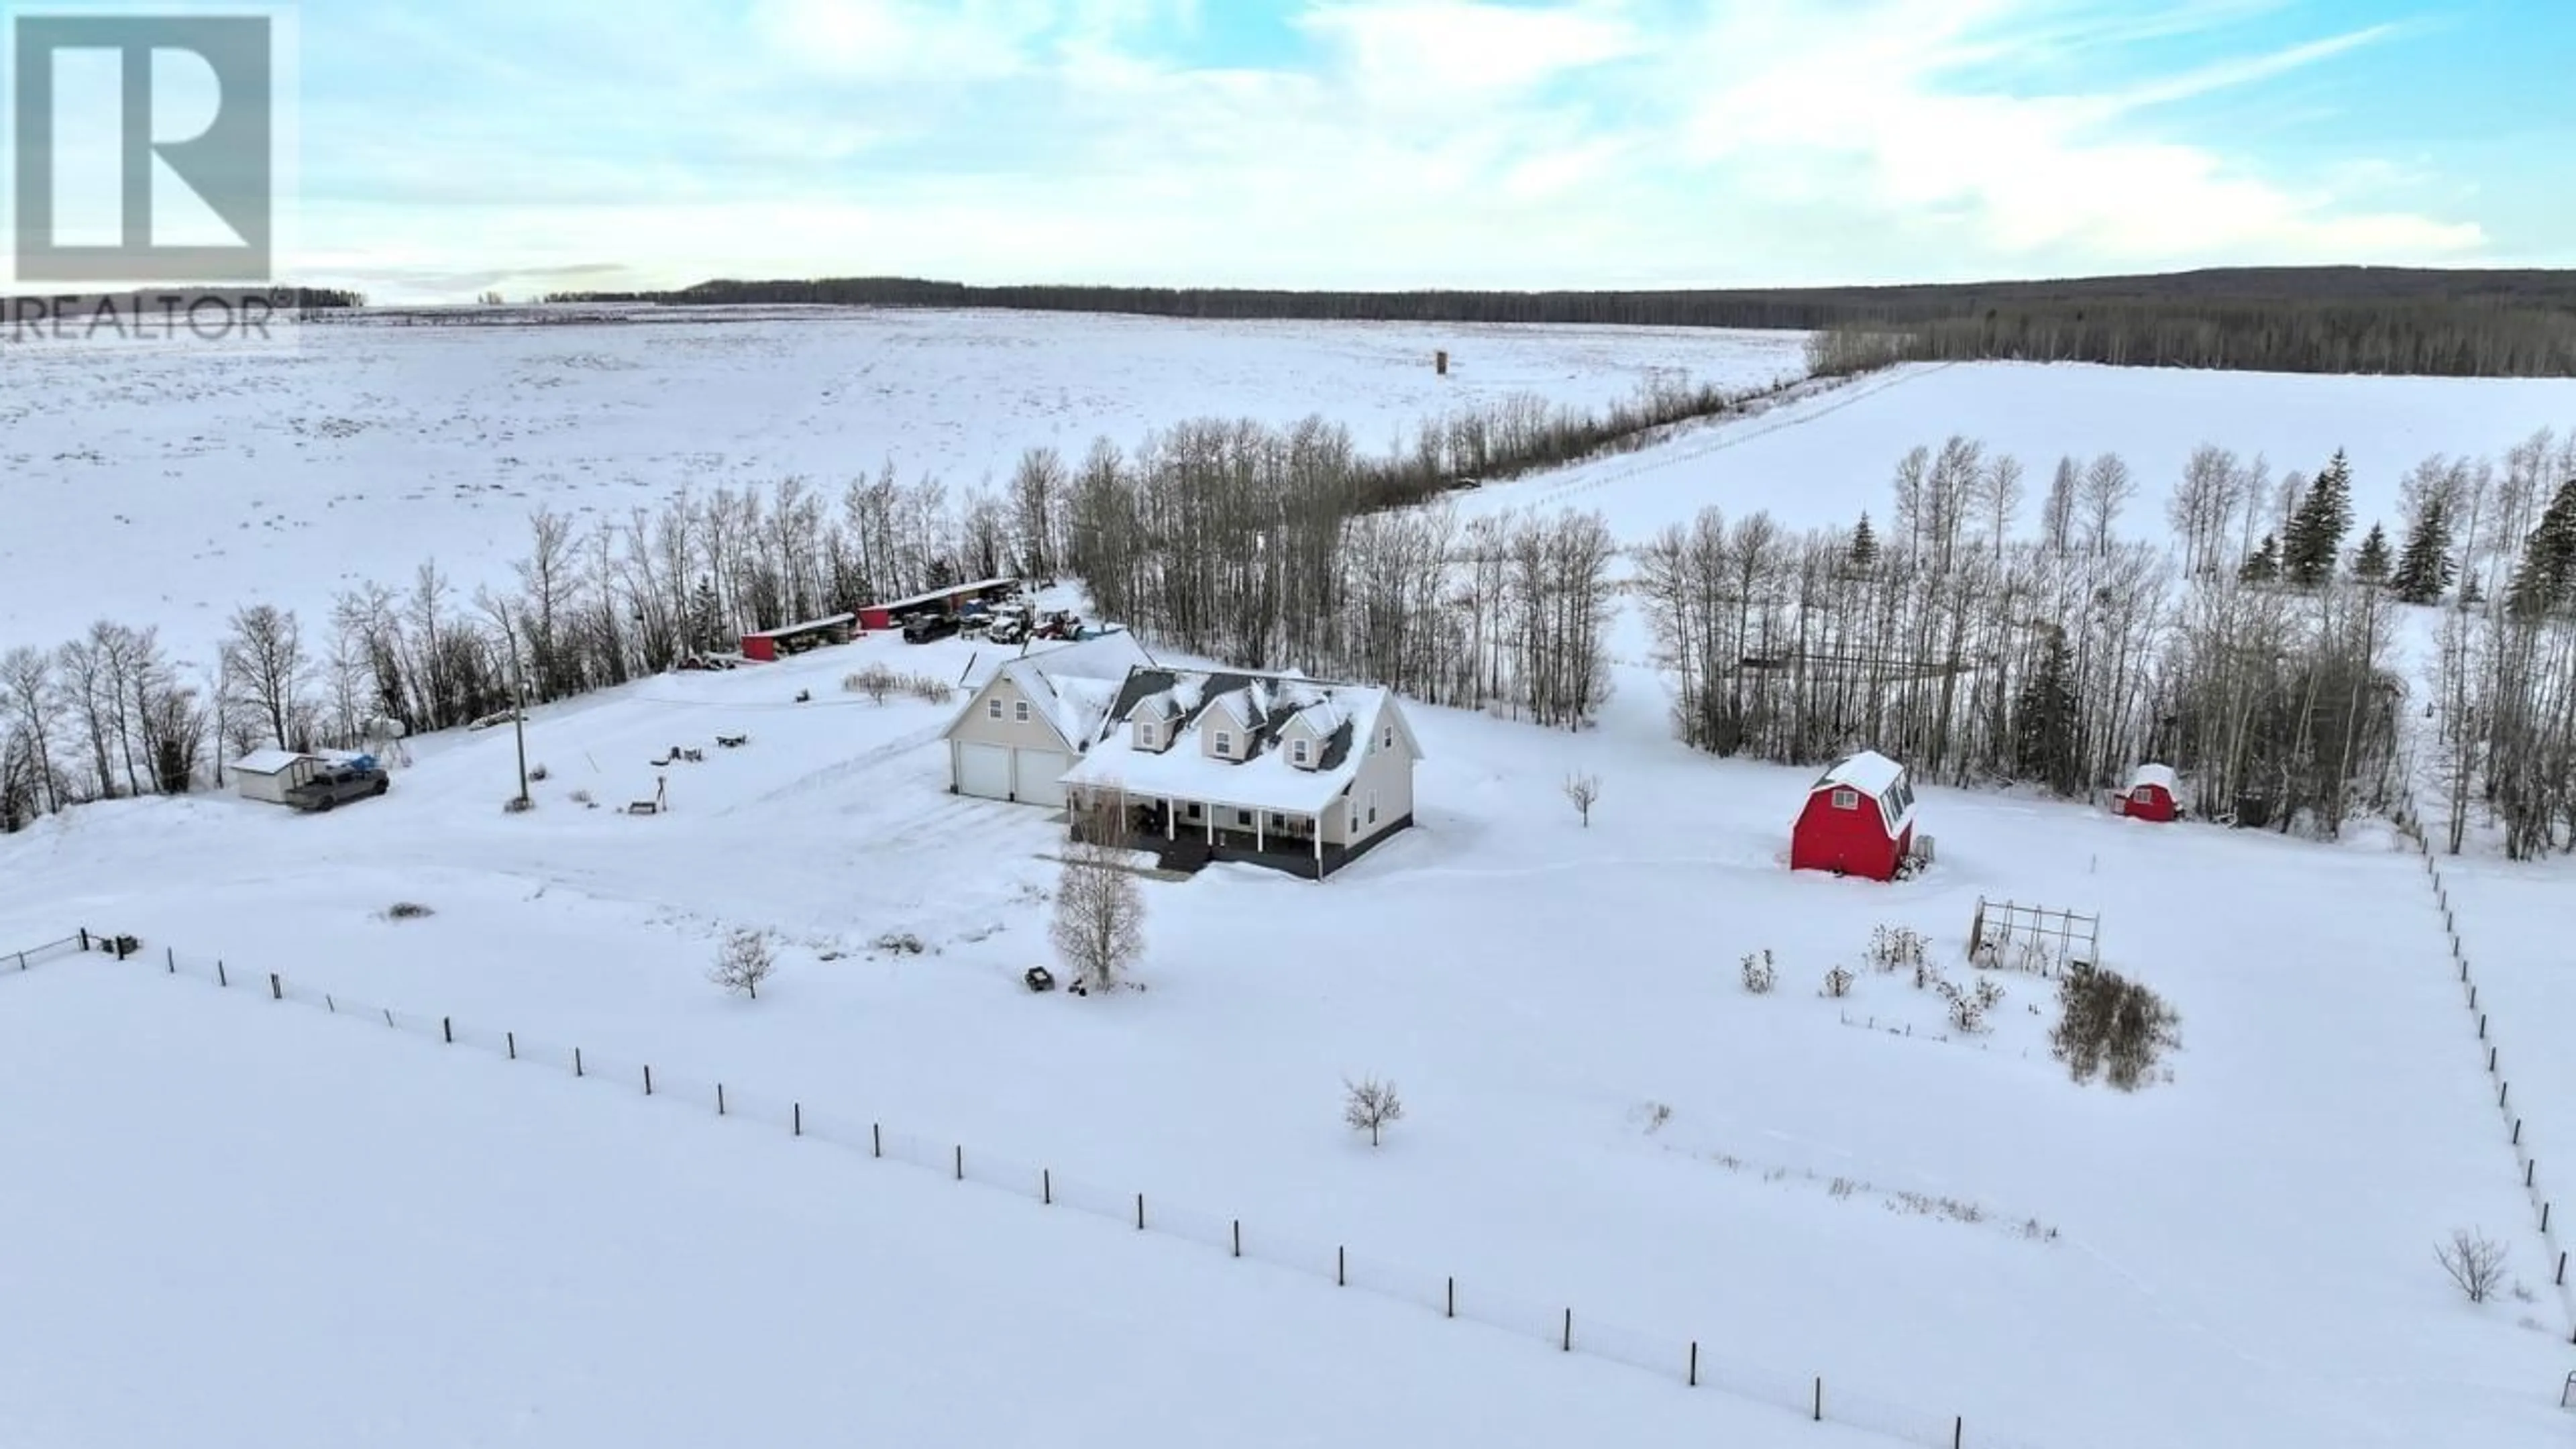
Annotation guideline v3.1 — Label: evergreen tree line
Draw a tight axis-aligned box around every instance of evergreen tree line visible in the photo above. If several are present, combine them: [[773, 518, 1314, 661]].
[[0, 370, 1796, 826], [1633, 429, 2576, 851], [535, 268, 2576, 378]]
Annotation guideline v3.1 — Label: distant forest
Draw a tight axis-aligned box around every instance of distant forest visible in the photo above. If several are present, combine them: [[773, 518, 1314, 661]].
[[542, 267, 2576, 378]]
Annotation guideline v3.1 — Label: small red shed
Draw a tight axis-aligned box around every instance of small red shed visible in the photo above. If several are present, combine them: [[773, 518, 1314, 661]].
[[1790, 749, 1917, 881], [2113, 763, 2180, 822]]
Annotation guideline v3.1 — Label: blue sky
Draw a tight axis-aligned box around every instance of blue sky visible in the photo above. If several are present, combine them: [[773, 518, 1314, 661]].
[[244, 0, 2576, 299]]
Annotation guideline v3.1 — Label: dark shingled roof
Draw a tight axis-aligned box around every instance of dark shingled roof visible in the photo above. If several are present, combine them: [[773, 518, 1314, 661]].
[[1090, 665, 1362, 774]]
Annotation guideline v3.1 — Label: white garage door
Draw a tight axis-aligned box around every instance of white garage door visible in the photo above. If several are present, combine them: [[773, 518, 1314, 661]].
[[955, 742, 1012, 800], [1013, 749, 1071, 809]]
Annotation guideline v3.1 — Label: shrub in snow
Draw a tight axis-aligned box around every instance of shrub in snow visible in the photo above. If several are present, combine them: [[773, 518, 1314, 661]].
[[2050, 963, 2180, 1090], [1868, 924, 1927, 972], [1343, 1075, 1404, 1147], [1821, 966, 1856, 998], [872, 931, 926, 956], [382, 901, 433, 920], [501, 794, 533, 814], [1936, 974, 2001, 1034], [708, 928, 777, 1000], [846, 665, 898, 703], [1637, 1101, 1672, 1133], [1739, 950, 1777, 995], [2435, 1228, 2508, 1303], [2015, 936, 2059, 977], [568, 788, 593, 805], [904, 674, 953, 705], [528, 762, 549, 782]]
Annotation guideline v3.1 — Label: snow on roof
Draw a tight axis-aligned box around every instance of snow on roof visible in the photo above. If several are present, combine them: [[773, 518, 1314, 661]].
[[231, 747, 313, 775], [1059, 665, 1399, 816], [2130, 763, 2178, 792], [998, 632, 1155, 749], [1813, 749, 1905, 798]]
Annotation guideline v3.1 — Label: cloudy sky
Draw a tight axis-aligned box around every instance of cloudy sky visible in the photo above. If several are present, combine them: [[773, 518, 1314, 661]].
[[187, 0, 2576, 299]]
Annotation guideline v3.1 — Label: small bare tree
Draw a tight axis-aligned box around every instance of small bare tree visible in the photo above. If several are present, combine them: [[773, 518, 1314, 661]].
[[2435, 1228, 2508, 1303], [1562, 769, 1601, 826], [1067, 785, 1132, 849], [1343, 1074, 1404, 1147], [708, 927, 777, 1000], [1051, 849, 1144, 991]]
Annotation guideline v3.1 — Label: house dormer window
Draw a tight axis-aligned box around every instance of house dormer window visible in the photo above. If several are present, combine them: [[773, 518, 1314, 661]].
[[1138, 721, 1158, 749], [1292, 737, 1310, 767], [1214, 730, 1232, 755]]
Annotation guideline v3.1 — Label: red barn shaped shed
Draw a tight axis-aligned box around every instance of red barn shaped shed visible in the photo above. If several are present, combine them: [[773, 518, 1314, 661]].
[[1790, 750, 1917, 881], [2114, 763, 2180, 822]]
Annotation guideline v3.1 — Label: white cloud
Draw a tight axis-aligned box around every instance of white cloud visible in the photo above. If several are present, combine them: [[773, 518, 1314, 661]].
[[290, 0, 2498, 294]]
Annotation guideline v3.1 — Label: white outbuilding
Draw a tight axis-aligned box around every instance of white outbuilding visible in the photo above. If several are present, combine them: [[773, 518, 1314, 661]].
[[231, 748, 322, 805]]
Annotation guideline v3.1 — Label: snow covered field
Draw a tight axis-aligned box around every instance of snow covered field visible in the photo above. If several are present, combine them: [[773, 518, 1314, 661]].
[[2, 623, 2567, 1449], [0, 964, 1906, 1449], [1454, 358, 2576, 541], [0, 307, 1805, 660]]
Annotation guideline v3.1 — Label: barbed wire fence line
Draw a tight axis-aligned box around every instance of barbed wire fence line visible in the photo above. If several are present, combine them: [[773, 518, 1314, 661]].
[[21, 928, 2045, 1449], [2387, 806, 2576, 1344]]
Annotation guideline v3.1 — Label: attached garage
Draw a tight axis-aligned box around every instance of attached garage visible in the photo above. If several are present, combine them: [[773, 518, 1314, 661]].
[[1012, 750, 1070, 808], [955, 742, 1014, 800]]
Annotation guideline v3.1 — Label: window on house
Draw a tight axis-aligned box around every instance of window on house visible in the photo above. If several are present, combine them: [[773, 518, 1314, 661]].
[[1138, 722, 1158, 748], [1367, 791, 1379, 824], [1215, 731, 1232, 755], [1014, 700, 1030, 722], [1185, 801, 1201, 818], [1236, 808, 1252, 826], [1832, 787, 1860, 810], [1381, 724, 1393, 749], [986, 698, 1002, 719], [1292, 738, 1309, 765], [1269, 812, 1286, 830]]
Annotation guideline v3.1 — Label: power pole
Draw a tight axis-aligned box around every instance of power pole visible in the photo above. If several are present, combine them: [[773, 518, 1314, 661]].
[[504, 608, 531, 809]]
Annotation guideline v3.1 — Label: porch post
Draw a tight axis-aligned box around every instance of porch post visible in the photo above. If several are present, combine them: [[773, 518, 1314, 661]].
[[1314, 816, 1324, 877], [1205, 808, 1214, 845], [1165, 798, 1174, 840], [1256, 812, 1265, 853]]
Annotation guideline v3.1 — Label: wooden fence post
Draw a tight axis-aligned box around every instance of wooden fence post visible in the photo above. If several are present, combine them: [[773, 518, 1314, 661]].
[[1042, 1169, 1051, 1204], [325, 995, 334, 1013], [506, 1031, 515, 1061], [1954, 1415, 1964, 1449], [268, 973, 280, 1000], [716, 1083, 727, 1117], [383, 1008, 394, 1028], [1135, 1193, 1145, 1230], [2557, 1250, 2566, 1287], [793, 1103, 802, 1137], [216, 960, 226, 987], [871, 1123, 882, 1158], [2515, 1118, 2523, 1145], [1446, 1276, 1454, 1318], [442, 1016, 453, 1044], [643, 1065, 653, 1095], [1230, 1219, 1240, 1256], [1561, 1308, 1572, 1352], [574, 1047, 584, 1077], [954, 1145, 963, 1181], [2526, 1159, 2535, 1188], [78, 928, 88, 952], [1687, 1340, 1698, 1387], [1813, 1377, 1823, 1421], [2544, 1201, 2553, 1234]]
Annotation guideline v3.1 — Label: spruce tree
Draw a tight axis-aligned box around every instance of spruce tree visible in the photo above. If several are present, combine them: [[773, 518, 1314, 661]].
[[2507, 477, 2576, 617], [2352, 523, 2392, 584], [2390, 497, 2456, 605], [2284, 449, 2353, 587], [1849, 511, 1879, 568], [2239, 533, 2280, 584], [2012, 629, 2081, 794]]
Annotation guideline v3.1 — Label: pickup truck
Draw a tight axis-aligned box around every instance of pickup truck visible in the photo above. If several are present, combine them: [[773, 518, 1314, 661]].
[[285, 763, 391, 812]]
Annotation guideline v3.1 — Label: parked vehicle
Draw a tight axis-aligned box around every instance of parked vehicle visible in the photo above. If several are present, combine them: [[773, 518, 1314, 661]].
[[901, 612, 960, 644], [285, 763, 390, 812]]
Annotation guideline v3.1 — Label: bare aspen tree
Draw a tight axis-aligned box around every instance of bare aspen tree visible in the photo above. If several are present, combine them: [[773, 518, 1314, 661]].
[[708, 928, 777, 1000], [1978, 453, 2025, 560], [1051, 848, 1146, 992], [2082, 453, 2137, 555], [1342, 1075, 1405, 1147], [2041, 456, 2079, 553], [2434, 1228, 2508, 1303], [219, 603, 310, 749], [1562, 770, 1601, 826]]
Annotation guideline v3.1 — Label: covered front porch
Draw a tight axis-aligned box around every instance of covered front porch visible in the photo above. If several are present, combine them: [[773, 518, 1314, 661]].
[[1070, 787, 1353, 881]]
